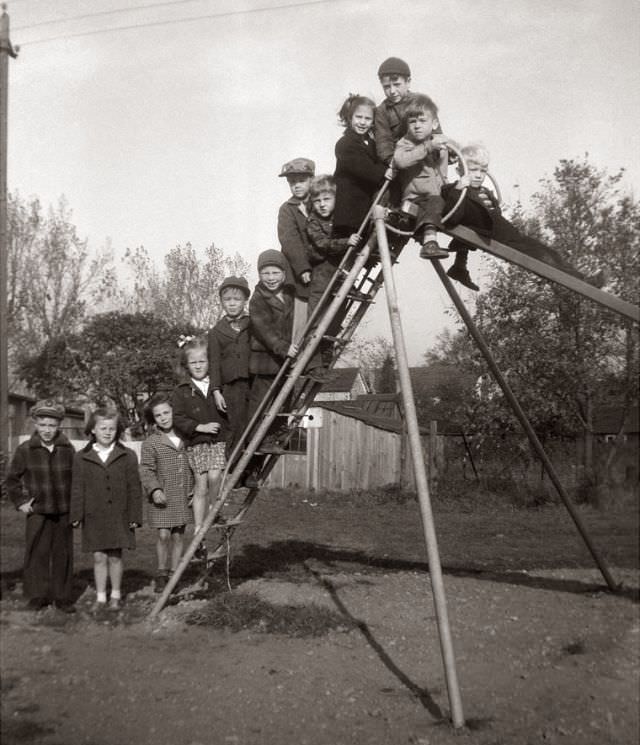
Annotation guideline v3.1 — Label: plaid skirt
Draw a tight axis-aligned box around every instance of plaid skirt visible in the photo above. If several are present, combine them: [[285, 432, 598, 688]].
[[187, 442, 226, 475]]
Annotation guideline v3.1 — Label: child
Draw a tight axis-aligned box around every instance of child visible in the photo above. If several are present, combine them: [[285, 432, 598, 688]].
[[6, 400, 75, 612], [172, 336, 227, 560], [442, 143, 598, 289], [306, 174, 360, 315], [277, 157, 316, 341], [392, 93, 451, 259], [140, 393, 193, 593], [375, 56, 442, 165], [248, 249, 298, 452], [70, 408, 142, 611], [332, 94, 387, 239], [208, 276, 251, 455]]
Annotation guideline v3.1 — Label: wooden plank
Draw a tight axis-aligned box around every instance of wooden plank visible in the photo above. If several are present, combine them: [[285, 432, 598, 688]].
[[445, 225, 640, 323]]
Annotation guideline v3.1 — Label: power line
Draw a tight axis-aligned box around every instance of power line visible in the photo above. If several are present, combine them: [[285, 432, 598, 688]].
[[16, 0, 344, 46], [14, 0, 207, 31]]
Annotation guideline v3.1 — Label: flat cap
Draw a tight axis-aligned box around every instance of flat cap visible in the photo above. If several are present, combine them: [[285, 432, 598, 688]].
[[278, 157, 315, 178], [31, 399, 65, 420], [218, 275, 250, 298], [377, 57, 411, 79]]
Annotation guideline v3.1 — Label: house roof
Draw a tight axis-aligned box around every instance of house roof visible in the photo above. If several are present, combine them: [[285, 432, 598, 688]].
[[353, 393, 402, 420], [316, 400, 430, 436], [592, 405, 639, 434], [318, 367, 363, 394]]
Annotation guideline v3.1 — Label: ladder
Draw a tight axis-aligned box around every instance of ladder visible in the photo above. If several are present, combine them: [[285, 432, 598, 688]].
[[151, 183, 400, 616]]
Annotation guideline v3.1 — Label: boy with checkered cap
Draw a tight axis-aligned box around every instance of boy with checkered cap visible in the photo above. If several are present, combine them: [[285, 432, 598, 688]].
[[6, 399, 75, 612]]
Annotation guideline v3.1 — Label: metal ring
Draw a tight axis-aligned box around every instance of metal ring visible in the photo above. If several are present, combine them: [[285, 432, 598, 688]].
[[485, 170, 502, 206], [441, 142, 469, 224]]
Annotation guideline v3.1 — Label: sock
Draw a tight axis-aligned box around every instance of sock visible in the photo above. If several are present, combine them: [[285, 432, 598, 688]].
[[111, 590, 121, 600], [96, 591, 107, 603]]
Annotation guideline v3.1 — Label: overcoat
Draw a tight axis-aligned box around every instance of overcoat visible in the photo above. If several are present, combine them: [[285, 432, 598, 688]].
[[374, 92, 443, 163], [70, 442, 142, 552], [208, 315, 251, 388], [139, 432, 193, 529], [277, 198, 312, 299], [441, 183, 584, 278], [171, 379, 228, 447], [6, 432, 73, 514], [333, 129, 386, 238], [249, 282, 294, 375]]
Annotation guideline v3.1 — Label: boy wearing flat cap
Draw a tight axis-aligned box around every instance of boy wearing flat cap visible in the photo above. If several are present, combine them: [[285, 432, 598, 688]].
[[208, 276, 252, 453], [277, 157, 316, 343], [6, 400, 75, 611]]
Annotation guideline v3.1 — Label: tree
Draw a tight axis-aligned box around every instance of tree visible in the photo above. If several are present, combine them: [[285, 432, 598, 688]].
[[20, 312, 198, 422], [117, 242, 251, 328], [376, 352, 396, 393], [339, 334, 395, 392], [7, 193, 114, 377], [427, 156, 639, 493]]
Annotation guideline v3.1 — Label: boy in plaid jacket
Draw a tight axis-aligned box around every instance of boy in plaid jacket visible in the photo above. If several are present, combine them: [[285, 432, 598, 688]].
[[6, 400, 75, 611]]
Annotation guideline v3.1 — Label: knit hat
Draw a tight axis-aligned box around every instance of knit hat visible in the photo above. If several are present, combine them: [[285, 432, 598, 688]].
[[377, 57, 411, 79], [31, 399, 65, 420], [257, 249, 287, 272], [218, 276, 250, 298], [278, 158, 315, 178]]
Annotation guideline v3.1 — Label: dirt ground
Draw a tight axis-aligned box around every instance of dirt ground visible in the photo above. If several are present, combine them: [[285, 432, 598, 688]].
[[1, 491, 639, 745]]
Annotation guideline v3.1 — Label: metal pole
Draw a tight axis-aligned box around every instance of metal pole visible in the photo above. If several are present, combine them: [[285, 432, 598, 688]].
[[431, 259, 619, 591], [372, 206, 465, 729], [0, 6, 18, 493]]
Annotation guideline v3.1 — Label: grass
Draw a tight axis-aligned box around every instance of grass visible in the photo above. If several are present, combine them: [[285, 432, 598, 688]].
[[185, 591, 355, 636], [1, 483, 638, 606]]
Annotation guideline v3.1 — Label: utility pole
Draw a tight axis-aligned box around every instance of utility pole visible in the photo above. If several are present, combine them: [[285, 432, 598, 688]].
[[1, 4, 18, 493]]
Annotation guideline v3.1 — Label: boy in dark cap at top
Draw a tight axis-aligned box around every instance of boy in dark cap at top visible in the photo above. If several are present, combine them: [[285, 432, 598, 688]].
[[277, 157, 316, 342], [208, 276, 252, 454], [6, 400, 75, 612], [375, 56, 443, 165]]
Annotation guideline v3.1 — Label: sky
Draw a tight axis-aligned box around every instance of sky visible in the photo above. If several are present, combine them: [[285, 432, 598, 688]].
[[6, 0, 640, 364]]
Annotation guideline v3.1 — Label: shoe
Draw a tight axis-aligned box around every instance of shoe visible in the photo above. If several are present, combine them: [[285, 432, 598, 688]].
[[91, 600, 108, 615], [54, 600, 76, 614], [447, 265, 480, 291], [154, 571, 170, 593], [420, 241, 449, 260], [26, 597, 50, 611], [255, 435, 287, 455], [193, 540, 208, 562], [240, 472, 260, 489], [109, 597, 121, 611]]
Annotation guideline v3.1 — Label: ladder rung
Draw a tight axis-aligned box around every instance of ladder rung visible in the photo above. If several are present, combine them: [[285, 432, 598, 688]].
[[322, 334, 348, 345]]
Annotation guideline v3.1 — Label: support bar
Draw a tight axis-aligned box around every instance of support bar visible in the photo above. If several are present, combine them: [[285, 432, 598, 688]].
[[373, 206, 465, 729], [431, 258, 619, 591]]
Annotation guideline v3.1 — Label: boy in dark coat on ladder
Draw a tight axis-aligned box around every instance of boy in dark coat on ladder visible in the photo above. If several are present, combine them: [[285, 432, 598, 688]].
[[248, 250, 297, 453], [208, 276, 252, 454]]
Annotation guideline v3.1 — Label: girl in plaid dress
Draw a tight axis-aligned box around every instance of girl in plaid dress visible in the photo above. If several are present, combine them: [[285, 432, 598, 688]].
[[140, 394, 193, 592], [171, 336, 227, 560]]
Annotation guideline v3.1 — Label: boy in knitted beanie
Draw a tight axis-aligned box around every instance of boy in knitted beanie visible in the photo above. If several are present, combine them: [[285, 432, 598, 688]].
[[248, 250, 297, 453]]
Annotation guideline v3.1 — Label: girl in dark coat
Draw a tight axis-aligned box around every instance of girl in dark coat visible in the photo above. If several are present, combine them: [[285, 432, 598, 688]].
[[332, 94, 387, 238], [172, 335, 227, 560], [70, 408, 142, 611]]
